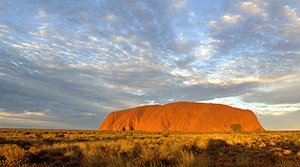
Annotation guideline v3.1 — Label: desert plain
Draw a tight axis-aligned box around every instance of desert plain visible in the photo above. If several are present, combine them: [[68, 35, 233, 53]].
[[0, 129, 299, 167]]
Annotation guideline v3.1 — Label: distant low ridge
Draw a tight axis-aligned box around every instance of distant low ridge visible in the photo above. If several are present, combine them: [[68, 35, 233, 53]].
[[99, 102, 265, 132]]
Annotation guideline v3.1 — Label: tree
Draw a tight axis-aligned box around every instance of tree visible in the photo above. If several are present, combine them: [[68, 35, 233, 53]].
[[230, 124, 242, 132]]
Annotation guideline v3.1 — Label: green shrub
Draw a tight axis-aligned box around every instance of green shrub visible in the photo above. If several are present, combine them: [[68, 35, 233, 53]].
[[230, 124, 242, 132]]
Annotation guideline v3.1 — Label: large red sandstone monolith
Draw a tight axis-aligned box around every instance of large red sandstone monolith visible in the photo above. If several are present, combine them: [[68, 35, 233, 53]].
[[99, 102, 265, 132]]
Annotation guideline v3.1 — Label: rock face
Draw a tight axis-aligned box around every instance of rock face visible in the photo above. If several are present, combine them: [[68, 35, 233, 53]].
[[99, 102, 265, 132]]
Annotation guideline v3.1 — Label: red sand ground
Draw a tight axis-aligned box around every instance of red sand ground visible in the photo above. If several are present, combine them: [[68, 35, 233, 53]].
[[99, 102, 265, 132]]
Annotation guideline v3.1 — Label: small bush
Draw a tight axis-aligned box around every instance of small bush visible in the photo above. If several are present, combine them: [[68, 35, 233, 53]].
[[230, 124, 243, 132], [0, 137, 6, 144], [55, 133, 65, 138], [161, 131, 169, 137]]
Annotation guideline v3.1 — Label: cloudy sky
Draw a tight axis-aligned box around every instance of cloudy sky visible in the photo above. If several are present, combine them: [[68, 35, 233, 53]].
[[0, 0, 299, 130]]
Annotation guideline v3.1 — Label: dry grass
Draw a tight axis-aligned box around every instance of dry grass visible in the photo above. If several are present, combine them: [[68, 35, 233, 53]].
[[0, 129, 299, 166], [0, 144, 27, 166]]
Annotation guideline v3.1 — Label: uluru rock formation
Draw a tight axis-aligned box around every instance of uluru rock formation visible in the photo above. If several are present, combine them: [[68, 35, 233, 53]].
[[99, 102, 265, 132]]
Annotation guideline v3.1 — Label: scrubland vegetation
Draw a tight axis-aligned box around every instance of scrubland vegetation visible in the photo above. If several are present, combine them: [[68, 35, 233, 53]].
[[0, 129, 299, 167]]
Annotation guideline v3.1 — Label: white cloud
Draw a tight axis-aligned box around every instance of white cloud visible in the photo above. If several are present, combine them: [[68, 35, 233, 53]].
[[170, 68, 192, 77], [170, 0, 186, 11], [89, 36, 99, 42], [35, 9, 48, 19], [114, 36, 126, 43], [0, 110, 46, 117], [220, 14, 242, 24], [82, 112, 95, 117], [0, 25, 10, 34], [38, 23, 50, 36], [282, 5, 300, 23], [281, 5, 300, 39], [104, 14, 117, 22], [142, 100, 159, 106], [236, 1, 268, 17], [23, 111, 46, 116], [208, 14, 243, 32], [101, 82, 146, 96], [129, 90, 145, 96], [201, 96, 300, 116], [0, 111, 12, 117], [68, 63, 89, 69]]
